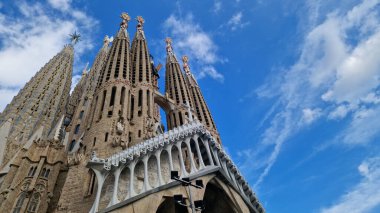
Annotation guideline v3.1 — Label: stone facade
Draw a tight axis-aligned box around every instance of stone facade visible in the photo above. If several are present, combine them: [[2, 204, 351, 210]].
[[0, 11, 264, 213]]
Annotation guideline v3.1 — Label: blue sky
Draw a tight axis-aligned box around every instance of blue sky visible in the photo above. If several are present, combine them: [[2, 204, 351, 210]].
[[1, 0, 380, 212]]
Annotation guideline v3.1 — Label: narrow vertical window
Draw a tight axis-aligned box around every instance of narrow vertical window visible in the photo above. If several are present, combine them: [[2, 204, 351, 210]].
[[99, 90, 107, 119], [28, 167, 35, 177], [130, 95, 134, 119], [45, 169, 50, 178], [74, 124, 80, 134], [13, 192, 26, 213], [179, 112, 183, 125], [40, 168, 46, 177], [120, 87, 126, 106], [147, 90, 150, 116], [69, 140, 76, 151], [86, 170, 96, 196], [105, 133, 109, 142], [26, 193, 40, 213], [79, 110, 84, 119], [93, 137, 96, 146], [138, 90, 143, 117], [110, 86, 117, 107]]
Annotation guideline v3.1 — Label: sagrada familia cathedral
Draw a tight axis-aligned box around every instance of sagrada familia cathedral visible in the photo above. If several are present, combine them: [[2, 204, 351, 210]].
[[0, 12, 264, 213]]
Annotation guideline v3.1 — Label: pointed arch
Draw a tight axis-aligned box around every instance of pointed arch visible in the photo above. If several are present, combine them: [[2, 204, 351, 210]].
[[12, 192, 26, 213], [26, 193, 40, 213], [202, 179, 240, 213], [156, 197, 188, 213]]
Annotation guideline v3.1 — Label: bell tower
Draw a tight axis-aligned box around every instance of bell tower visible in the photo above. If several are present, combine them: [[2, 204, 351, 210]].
[[164, 38, 194, 130]]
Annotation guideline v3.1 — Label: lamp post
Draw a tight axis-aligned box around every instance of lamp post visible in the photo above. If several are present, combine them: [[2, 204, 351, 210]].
[[171, 171, 205, 212]]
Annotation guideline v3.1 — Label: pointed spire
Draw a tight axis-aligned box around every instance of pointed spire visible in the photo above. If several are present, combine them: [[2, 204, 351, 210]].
[[165, 37, 178, 63], [182, 55, 198, 86]]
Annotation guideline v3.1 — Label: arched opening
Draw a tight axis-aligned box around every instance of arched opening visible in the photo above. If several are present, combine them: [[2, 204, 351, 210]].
[[202, 180, 240, 213], [198, 139, 212, 166], [133, 161, 144, 194], [26, 193, 40, 213], [147, 155, 159, 188], [171, 145, 182, 177], [69, 140, 76, 152], [13, 192, 26, 213], [156, 197, 188, 213], [160, 150, 171, 184], [99, 174, 114, 210], [181, 142, 191, 173], [118, 167, 130, 201], [85, 169, 97, 197], [190, 138, 201, 169]]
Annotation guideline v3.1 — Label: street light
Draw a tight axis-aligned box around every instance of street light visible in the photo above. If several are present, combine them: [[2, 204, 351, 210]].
[[171, 170, 205, 212]]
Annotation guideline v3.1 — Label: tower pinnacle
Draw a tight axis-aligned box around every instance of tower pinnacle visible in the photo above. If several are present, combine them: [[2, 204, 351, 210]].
[[182, 55, 198, 86], [69, 31, 81, 45], [182, 55, 191, 75], [136, 16, 145, 30], [165, 37, 177, 63], [120, 12, 131, 29]]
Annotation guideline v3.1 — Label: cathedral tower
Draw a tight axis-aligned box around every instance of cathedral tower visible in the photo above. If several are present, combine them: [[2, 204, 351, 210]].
[[0, 44, 73, 168], [0, 10, 265, 213], [0, 37, 77, 213], [182, 56, 221, 142], [129, 16, 157, 146], [89, 12, 132, 157], [164, 38, 194, 130]]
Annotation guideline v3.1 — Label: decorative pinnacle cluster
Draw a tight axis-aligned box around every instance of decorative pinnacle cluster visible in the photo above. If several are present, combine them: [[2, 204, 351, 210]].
[[120, 12, 131, 29]]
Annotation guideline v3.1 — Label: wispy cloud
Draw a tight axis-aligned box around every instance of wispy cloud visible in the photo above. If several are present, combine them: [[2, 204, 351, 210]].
[[227, 12, 250, 31], [212, 0, 222, 14], [236, 0, 380, 188], [163, 14, 224, 82], [320, 157, 380, 213], [0, 1, 97, 111]]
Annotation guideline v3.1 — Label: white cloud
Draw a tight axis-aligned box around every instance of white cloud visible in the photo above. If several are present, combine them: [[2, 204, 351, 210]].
[[227, 12, 250, 31], [328, 104, 352, 119], [338, 106, 380, 145], [0, 1, 97, 111], [213, 0, 222, 14], [163, 14, 224, 82], [302, 108, 322, 124], [237, 0, 380, 188], [0, 88, 18, 112], [48, 0, 72, 11], [320, 157, 380, 213]]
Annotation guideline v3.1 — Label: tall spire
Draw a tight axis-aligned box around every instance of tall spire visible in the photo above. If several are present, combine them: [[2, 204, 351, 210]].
[[164, 38, 193, 129], [165, 37, 178, 63], [0, 43, 74, 166], [182, 56, 220, 142], [129, 15, 157, 145], [182, 55, 198, 86]]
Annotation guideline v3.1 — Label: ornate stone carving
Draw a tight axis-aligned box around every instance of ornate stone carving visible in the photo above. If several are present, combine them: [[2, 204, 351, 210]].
[[136, 16, 145, 32], [120, 12, 131, 29], [116, 117, 125, 135]]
